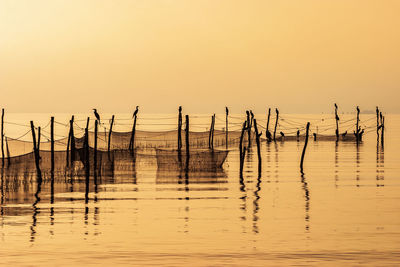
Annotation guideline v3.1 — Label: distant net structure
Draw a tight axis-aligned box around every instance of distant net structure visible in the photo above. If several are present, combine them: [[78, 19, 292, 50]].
[[0, 106, 383, 179]]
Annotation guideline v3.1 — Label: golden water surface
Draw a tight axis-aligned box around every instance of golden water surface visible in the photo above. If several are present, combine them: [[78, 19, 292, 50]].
[[0, 114, 399, 266]]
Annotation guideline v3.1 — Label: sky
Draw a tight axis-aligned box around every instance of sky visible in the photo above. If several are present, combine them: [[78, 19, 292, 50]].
[[0, 0, 399, 114]]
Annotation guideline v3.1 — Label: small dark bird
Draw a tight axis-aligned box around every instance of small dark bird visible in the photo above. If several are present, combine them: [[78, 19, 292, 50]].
[[342, 131, 347, 138], [93, 108, 101, 123], [133, 106, 139, 118], [266, 130, 272, 141], [313, 133, 317, 141], [297, 130, 300, 137], [280, 131, 285, 137]]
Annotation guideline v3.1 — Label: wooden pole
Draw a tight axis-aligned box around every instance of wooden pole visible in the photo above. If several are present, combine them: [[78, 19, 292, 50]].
[[37, 127, 41, 152], [85, 117, 90, 203], [356, 106, 360, 143], [376, 106, 380, 143], [212, 114, 215, 149], [129, 107, 138, 152], [273, 108, 279, 141], [381, 113, 384, 147], [300, 122, 310, 173], [225, 107, 229, 149], [108, 115, 115, 156], [1, 108, 4, 167], [334, 103, 339, 142], [30, 121, 41, 178], [66, 116, 75, 166], [66, 121, 71, 166], [246, 111, 251, 147], [50, 117, 54, 175], [208, 114, 215, 150], [178, 106, 182, 151], [94, 119, 98, 172], [85, 117, 90, 177], [5, 137, 10, 167], [208, 115, 213, 149], [185, 115, 190, 173], [239, 121, 247, 177], [266, 108, 272, 142], [253, 119, 262, 176], [70, 115, 75, 163]]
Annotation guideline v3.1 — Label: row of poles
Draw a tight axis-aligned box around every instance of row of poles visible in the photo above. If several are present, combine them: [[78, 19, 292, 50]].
[[236, 104, 385, 177], [0, 105, 386, 177], [10, 107, 140, 180]]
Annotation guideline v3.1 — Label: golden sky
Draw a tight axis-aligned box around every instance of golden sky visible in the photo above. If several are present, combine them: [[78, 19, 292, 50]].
[[0, 0, 399, 113]]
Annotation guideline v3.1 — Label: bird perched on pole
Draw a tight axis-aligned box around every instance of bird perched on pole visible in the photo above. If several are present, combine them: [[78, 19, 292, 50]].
[[133, 106, 139, 118], [93, 108, 101, 124]]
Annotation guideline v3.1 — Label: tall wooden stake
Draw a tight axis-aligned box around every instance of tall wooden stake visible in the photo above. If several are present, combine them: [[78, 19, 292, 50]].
[[108, 115, 115, 157], [85, 117, 90, 177], [94, 119, 98, 172], [356, 106, 360, 143], [1, 108, 4, 166], [300, 122, 310, 173], [253, 119, 262, 176], [178, 106, 182, 151], [334, 103, 339, 142], [208, 115, 213, 149], [208, 114, 215, 150], [85, 117, 90, 202], [225, 107, 229, 149], [381, 113, 384, 147], [30, 121, 41, 178], [129, 107, 138, 152], [51, 117, 54, 175], [376, 106, 380, 143], [67, 115, 75, 166], [246, 111, 251, 147], [185, 115, 190, 173], [273, 108, 279, 141], [5, 137, 10, 167], [37, 127, 41, 151], [211, 114, 215, 149], [266, 108, 272, 142], [239, 121, 247, 177]]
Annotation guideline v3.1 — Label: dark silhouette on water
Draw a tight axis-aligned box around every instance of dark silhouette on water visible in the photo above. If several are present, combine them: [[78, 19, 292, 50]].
[[300, 171, 311, 232], [93, 109, 101, 124], [266, 108, 272, 142], [335, 103, 340, 142], [300, 122, 310, 173], [30, 172, 42, 243]]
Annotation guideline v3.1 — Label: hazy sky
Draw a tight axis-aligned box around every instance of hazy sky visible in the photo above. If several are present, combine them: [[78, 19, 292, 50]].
[[1, 0, 399, 114]]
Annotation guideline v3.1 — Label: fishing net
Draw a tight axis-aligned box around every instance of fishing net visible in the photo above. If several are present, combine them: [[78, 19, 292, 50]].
[[155, 148, 228, 171]]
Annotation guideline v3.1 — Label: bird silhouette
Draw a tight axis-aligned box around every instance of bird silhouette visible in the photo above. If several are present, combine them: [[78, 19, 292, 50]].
[[297, 130, 300, 137], [133, 106, 139, 118], [266, 130, 272, 141], [93, 109, 101, 124], [280, 131, 285, 137]]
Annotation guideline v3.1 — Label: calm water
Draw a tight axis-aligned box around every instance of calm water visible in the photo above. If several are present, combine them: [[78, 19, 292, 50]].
[[1, 113, 400, 266]]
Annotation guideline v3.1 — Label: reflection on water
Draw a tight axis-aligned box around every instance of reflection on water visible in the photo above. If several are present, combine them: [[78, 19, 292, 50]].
[[1, 116, 400, 266]]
